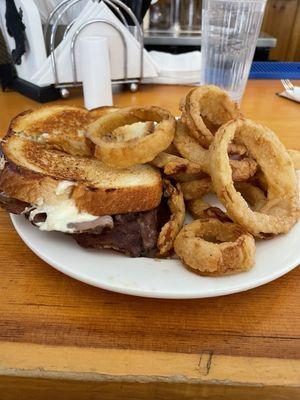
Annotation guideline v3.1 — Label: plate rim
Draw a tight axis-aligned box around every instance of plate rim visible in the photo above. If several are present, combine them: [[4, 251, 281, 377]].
[[10, 214, 300, 299]]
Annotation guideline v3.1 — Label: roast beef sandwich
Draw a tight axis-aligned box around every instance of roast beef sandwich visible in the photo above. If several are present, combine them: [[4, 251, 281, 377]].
[[0, 106, 166, 257]]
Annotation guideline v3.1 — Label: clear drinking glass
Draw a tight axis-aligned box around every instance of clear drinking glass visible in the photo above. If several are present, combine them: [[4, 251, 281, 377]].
[[201, 0, 267, 102]]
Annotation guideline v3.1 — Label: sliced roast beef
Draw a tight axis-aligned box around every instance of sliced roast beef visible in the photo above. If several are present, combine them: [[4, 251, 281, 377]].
[[72, 209, 158, 257], [31, 212, 47, 224], [137, 210, 158, 253], [0, 191, 30, 214]]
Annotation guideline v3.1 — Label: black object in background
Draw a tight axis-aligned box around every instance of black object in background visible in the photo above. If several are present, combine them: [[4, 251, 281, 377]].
[[0, 63, 14, 90], [109, 0, 151, 24], [0, 64, 60, 102], [130, 0, 152, 23], [5, 0, 26, 65], [140, 1, 152, 22]]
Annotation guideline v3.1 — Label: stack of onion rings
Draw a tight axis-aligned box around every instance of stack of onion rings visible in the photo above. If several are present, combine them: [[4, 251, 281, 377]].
[[209, 119, 299, 237], [180, 85, 242, 150], [173, 121, 257, 181]]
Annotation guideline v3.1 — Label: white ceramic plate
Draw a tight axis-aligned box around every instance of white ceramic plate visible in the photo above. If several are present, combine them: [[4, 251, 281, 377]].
[[11, 208, 300, 299]]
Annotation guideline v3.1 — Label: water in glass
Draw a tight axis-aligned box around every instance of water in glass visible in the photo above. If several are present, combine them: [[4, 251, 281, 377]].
[[201, 0, 267, 102]]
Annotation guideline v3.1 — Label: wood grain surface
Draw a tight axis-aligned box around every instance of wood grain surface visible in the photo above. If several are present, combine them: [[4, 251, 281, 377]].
[[0, 81, 299, 397], [0, 342, 299, 400], [1, 206, 300, 358], [1, 377, 298, 400], [261, 0, 300, 61]]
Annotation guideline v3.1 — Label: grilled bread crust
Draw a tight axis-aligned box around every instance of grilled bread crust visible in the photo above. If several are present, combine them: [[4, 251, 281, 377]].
[[1, 134, 162, 216], [8, 105, 120, 157]]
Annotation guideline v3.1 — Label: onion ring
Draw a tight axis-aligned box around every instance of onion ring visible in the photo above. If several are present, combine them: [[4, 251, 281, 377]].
[[89, 106, 121, 120], [87, 106, 175, 168], [157, 180, 185, 256], [174, 120, 257, 181], [165, 143, 181, 156], [164, 160, 203, 176], [151, 152, 207, 177], [249, 170, 268, 192], [180, 85, 242, 149], [173, 120, 210, 173], [230, 158, 258, 182], [187, 199, 231, 222], [210, 118, 299, 237], [181, 178, 212, 200], [171, 172, 207, 183], [182, 177, 267, 209], [288, 149, 300, 170], [235, 182, 267, 211], [174, 218, 255, 276]]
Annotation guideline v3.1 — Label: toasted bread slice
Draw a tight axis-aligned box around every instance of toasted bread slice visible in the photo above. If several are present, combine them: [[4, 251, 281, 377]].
[[9, 105, 120, 157], [1, 134, 162, 216]]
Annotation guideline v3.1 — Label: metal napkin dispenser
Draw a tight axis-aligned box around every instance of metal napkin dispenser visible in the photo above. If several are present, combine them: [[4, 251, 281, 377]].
[[1, 0, 151, 102]]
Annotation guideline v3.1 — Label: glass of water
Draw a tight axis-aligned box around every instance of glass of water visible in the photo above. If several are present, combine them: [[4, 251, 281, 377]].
[[201, 0, 267, 102]]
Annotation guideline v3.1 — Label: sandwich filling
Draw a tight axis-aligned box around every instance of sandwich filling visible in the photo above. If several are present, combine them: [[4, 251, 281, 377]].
[[73, 209, 159, 257], [28, 199, 100, 233], [55, 180, 76, 195], [0, 191, 162, 257]]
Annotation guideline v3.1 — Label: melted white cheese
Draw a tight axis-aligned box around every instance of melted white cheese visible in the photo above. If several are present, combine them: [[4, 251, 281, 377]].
[[29, 199, 98, 233], [55, 180, 75, 195], [22, 205, 34, 215]]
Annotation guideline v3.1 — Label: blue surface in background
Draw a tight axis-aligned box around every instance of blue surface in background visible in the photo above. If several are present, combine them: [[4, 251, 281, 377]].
[[249, 62, 300, 79]]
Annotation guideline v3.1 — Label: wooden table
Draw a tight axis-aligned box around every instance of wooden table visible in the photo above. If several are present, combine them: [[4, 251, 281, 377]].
[[0, 81, 299, 400]]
